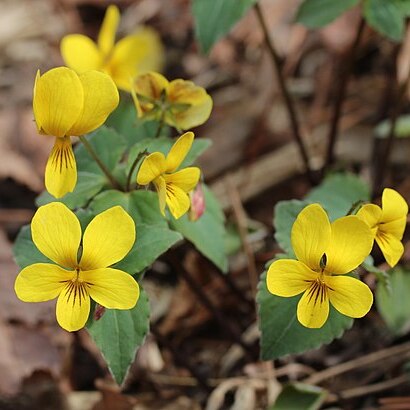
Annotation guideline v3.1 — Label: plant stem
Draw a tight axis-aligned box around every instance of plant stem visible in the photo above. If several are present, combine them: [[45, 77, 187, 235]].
[[254, 2, 313, 183], [154, 113, 165, 138], [78, 135, 122, 190], [324, 17, 365, 171], [126, 150, 147, 191]]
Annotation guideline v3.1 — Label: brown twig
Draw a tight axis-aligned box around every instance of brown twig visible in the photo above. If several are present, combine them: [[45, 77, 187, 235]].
[[254, 3, 313, 183], [327, 374, 409, 404], [226, 176, 259, 299], [324, 17, 366, 170], [150, 324, 211, 392], [373, 74, 410, 196], [210, 264, 255, 312], [304, 341, 410, 385], [168, 254, 254, 360]]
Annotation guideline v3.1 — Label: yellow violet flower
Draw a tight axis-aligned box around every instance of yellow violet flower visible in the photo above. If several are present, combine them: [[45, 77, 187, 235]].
[[357, 188, 408, 267], [137, 132, 200, 219], [14, 202, 139, 332], [132, 72, 213, 130], [267, 204, 374, 329], [61, 5, 163, 91], [34, 66, 119, 198]]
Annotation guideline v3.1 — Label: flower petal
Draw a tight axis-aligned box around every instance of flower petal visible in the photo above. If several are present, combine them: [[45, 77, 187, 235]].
[[106, 29, 164, 91], [31, 202, 81, 268], [266, 259, 316, 297], [153, 176, 167, 216], [167, 80, 213, 130], [137, 152, 166, 185], [297, 283, 329, 328], [327, 275, 373, 318], [45, 136, 77, 198], [97, 5, 120, 57], [291, 204, 331, 271], [165, 183, 191, 219], [163, 167, 200, 193], [376, 231, 404, 267], [165, 132, 194, 173], [56, 282, 90, 331], [33, 67, 84, 137], [381, 188, 408, 223], [81, 268, 139, 309], [356, 204, 382, 235], [80, 206, 136, 270], [60, 34, 103, 73], [15, 263, 73, 302], [381, 217, 407, 239], [132, 71, 168, 117], [68, 71, 119, 136], [325, 216, 373, 274]]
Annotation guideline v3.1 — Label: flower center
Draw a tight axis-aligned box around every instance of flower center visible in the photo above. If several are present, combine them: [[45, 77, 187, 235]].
[[60, 268, 90, 307], [306, 277, 328, 306]]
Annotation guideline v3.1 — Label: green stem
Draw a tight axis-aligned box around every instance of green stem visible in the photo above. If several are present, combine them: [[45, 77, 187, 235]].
[[154, 112, 166, 138], [78, 135, 122, 191], [347, 200, 364, 216], [126, 150, 148, 192]]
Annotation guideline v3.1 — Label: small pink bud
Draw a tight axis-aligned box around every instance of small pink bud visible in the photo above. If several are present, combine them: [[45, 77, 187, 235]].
[[189, 183, 206, 221], [94, 304, 106, 321]]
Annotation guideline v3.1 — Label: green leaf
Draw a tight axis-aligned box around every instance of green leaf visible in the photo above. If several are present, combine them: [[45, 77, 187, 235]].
[[89, 190, 182, 275], [170, 185, 228, 272], [375, 114, 410, 139], [296, 0, 360, 28], [364, 0, 404, 41], [192, 0, 257, 53], [75, 126, 127, 175], [13, 225, 51, 269], [395, 0, 410, 16], [362, 255, 391, 294], [257, 271, 353, 360], [105, 98, 167, 147], [180, 138, 212, 168], [273, 200, 309, 256], [270, 383, 327, 410], [87, 287, 150, 385], [376, 267, 410, 336], [36, 172, 106, 208], [305, 173, 370, 220]]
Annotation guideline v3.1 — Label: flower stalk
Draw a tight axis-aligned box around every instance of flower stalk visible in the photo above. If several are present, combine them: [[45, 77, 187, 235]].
[[126, 149, 148, 191], [79, 135, 122, 191]]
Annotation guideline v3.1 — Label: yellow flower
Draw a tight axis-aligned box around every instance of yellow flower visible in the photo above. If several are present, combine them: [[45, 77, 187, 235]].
[[34, 67, 119, 198], [137, 132, 200, 219], [267, 204, 374, 329], [132, 72, 212, 130], [357, 188, 408, 267], [61, 5, 163, 91], [14, 202, 139, 332]]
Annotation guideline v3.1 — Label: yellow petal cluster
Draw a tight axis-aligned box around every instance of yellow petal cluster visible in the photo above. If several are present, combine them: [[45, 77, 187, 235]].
[[33, 67, 119, 198], [137, 132, 200, 219], [267, 204, 374, 329], [61, 5, 163, 91], [14, 203, 139, 332], [132, 72, 213, 130], [357, 188, 408, 267]]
